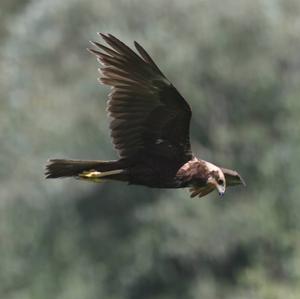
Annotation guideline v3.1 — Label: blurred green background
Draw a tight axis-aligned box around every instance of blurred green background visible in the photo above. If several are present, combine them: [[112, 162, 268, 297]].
[[1, 0, 300, 298]]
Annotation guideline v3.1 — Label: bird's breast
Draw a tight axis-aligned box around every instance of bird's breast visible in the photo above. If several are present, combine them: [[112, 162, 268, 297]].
[[176, 158, 209, 187]]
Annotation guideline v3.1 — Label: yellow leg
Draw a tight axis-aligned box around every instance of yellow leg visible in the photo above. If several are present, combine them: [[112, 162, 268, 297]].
[[78, 169, 123, 183]]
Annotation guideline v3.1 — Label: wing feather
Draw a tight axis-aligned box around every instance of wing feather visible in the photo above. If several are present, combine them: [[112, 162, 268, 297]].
[[221, 168, 246, 186], [88, 33, 193, 162]]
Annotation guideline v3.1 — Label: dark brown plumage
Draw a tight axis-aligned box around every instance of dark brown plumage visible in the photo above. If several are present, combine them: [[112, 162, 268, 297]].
[[45, 33, 245, 198]]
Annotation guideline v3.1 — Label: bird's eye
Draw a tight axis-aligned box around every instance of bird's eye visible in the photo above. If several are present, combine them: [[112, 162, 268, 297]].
[[218, 179, 224, 185]]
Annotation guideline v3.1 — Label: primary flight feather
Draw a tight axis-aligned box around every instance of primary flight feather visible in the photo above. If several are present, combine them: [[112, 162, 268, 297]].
[[45, 33, 245, 198]]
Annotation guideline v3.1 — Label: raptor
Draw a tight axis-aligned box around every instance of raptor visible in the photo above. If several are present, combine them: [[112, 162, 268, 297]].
[[45, 34, 245, 198]]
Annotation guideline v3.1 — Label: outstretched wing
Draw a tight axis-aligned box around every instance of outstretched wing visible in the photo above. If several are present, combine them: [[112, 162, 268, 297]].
[[88, 33, 192, 164]]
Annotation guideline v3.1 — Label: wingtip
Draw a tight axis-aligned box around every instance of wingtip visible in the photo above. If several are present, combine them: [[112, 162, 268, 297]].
[[44, 159, 52, 179], [97, 77, 104, 85], [86, 47, 101, 57], [133, 40, 140, 48], [88, 40, 97, 47], [237, 171, 246, 186], [98, 32, 110, 40], [133, 40, 140, 50], [237, 173, 246, 186], [96, 57, 103, 64], [241, 177, 247, 187]]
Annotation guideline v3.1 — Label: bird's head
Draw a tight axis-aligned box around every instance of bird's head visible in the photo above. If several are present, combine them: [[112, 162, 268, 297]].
[[188, 160, 226, 198], [205, 162, 226, 197]]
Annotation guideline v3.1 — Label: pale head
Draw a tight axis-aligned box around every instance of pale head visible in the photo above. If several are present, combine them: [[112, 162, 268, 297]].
[[204, 161, 226, 196]]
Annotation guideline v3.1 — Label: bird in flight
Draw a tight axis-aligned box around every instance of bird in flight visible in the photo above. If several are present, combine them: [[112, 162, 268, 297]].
[[45, 33, 245, 198]]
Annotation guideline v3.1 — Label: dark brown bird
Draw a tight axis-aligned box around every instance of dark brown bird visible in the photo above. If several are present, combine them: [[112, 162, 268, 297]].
[[45, 33, 245, 198]]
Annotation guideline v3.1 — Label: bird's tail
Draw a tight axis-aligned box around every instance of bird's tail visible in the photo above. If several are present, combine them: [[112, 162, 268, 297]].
[[45, 159, 127, 182]]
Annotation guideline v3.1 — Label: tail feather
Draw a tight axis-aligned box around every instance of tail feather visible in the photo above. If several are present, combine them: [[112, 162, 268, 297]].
[[45, 159, 125, 179]]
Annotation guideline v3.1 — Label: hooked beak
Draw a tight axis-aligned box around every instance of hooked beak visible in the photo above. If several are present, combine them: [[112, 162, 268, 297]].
[[216, 184, 225, 197], [207, 177, 226, 198]]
